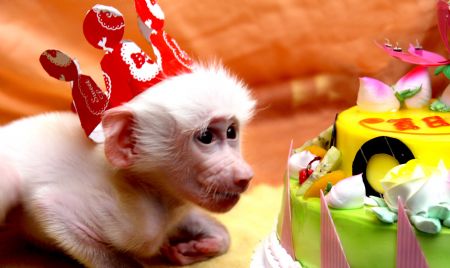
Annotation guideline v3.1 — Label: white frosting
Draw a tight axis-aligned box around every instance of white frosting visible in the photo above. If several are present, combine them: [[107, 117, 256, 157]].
[[381, 160, 450, 214], [251, 230, 302, 268], [325, 174, 366, 209], [288, 151, 319, 179]]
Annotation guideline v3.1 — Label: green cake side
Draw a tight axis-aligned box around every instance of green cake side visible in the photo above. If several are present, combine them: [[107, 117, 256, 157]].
[[284, 178, 450, 268]]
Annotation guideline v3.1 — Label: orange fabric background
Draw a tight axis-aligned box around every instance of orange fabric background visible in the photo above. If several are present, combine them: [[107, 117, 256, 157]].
[[1, 0, 447, 186], [0, 0, 447, 124], [0, 0, 449, 267]]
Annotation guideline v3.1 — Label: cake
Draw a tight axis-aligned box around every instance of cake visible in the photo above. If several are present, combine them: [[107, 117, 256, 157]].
[[251, 2, 450, 267]]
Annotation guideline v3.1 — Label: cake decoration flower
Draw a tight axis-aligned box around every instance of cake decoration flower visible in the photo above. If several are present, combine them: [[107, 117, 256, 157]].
[[380, 42, 450, 67], [381, 0, 450, 112], [357, 77, 400, 112], [369, 159, 450, 234], [357, 66, 431, 112], [394, 66, 432, 109], [380, 0, 450, 69]]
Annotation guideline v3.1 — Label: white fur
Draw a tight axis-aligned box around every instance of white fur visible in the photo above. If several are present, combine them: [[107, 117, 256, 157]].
[[0, 65, 255, 267], [126, 64, 255, 173], [129, 64, 255, 129]]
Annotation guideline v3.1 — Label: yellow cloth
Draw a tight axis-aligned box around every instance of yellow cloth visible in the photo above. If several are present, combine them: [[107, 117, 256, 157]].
[[146, 185, 282, 268]]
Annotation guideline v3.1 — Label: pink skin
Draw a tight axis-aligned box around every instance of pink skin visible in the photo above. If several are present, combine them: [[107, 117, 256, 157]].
[[188, 117, 254, 212], [0, 108, 253, 266], [102, 108, 253, 265], [103, 109, 254, 210], [1, 57, 256, 267], [159, 208, 231, 265]]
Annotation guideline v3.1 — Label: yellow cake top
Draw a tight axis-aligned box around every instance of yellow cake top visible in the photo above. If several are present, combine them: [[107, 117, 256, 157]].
[[339, 106, 450, 136], [336, 105, 450, 196]]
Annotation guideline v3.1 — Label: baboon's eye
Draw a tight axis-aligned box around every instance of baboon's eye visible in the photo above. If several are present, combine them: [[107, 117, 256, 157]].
[[197, 129, 214, 144], [226, 125, 237, 139]]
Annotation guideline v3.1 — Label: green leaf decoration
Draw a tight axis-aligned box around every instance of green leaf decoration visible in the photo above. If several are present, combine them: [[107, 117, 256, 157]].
[[435, 65, 446, 75], [395, 86, 422, 102], [324, 182, 333, 195], [430, 99, 450, 112], [443, 65, 450, 79]]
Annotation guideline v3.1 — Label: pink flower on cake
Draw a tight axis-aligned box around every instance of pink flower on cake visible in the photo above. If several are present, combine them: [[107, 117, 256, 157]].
[[394, 66, 432, 109], [380, 43, 450, 67], [380, 0, 450, 113], [380, 1, 450, 68], [357, 66, 431, 112], [357, 77, 400, 112]]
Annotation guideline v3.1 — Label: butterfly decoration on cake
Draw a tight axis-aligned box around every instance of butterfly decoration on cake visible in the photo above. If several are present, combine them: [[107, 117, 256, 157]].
[[39, 0, 193, 142]]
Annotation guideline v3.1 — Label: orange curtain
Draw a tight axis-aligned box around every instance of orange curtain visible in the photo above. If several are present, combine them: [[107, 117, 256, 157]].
[[0, 0, 446, 125]]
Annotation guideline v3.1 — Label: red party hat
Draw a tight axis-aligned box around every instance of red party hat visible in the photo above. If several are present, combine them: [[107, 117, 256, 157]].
[[40, 0, 193, 142]]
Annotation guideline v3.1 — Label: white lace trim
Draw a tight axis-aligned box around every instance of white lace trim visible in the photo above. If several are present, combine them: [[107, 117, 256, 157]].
[[102, 72, 112, 98], [93, 4, 125, 31], [120, 41, 160, 82], [163, 32, 192, 70]]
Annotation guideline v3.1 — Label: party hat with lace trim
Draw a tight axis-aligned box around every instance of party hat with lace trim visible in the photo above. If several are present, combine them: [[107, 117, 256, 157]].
[[40, 0, 193, 142]]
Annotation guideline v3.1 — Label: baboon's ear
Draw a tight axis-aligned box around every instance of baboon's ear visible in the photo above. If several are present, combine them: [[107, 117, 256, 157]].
[[102, 106, 136, 168]]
